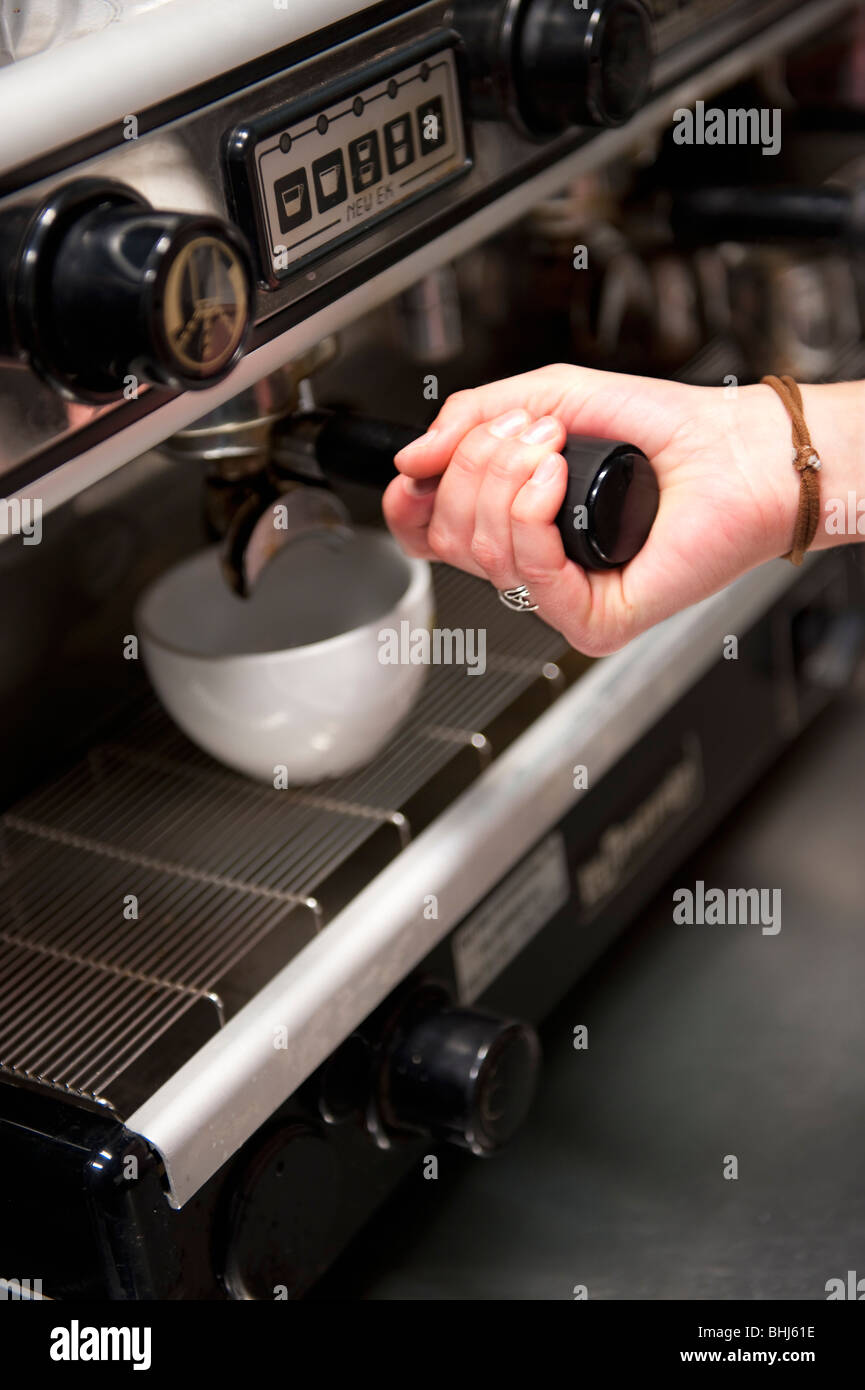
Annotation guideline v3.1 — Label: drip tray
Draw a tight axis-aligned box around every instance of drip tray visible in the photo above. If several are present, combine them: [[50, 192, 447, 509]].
[[0, 565, 582, 1115]]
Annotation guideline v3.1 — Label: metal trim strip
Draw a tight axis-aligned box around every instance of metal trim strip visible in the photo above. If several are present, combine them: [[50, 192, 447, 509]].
[[0, 0, 391, 178]]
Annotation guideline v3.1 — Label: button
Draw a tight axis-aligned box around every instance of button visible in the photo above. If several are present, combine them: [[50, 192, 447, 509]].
[[273, 168, 312, 234], [383, 114, 415, 173], [416, 96, 446, 154], [512, 0, 653, 133], [312, 150, 347, 212], [379, 1001, 541, 1155], [348, 131, 382, 192], [223, 1125, 342, 1301]]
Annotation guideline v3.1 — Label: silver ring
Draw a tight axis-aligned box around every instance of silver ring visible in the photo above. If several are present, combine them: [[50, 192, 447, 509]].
[[499, 584, 538, 613]]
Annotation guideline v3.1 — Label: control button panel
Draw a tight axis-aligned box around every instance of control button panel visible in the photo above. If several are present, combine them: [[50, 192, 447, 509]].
[[226, 44, 469, 286]]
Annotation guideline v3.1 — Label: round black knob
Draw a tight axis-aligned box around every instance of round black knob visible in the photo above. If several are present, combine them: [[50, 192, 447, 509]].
[[381, 1005, 541, 1154], [223, 1125, 341, 1300], [12, 180, 253, 401], [557, 436, 659, 570], [515, 0, 653, 133]]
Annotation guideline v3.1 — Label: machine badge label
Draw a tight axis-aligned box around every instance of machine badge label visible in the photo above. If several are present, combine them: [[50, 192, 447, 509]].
[[575, 735, 704, 915], [452, 833, 570, 1004]]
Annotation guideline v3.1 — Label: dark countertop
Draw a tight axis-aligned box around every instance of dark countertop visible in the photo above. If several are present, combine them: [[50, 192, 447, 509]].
[[316, 682, 865, 1300]]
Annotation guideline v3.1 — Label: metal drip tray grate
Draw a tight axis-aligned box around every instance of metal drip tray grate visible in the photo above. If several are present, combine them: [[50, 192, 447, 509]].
[[0, 566, 576, 1115]]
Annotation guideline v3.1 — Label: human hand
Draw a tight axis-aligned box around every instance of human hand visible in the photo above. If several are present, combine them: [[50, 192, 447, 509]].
[[383, 364, 860, 655]]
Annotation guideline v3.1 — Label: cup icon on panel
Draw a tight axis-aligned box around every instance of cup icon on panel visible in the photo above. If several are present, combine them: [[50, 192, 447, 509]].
[[274, 168, 312, 234], [312, 150, 348, 213], [320, 166, 340, 197], [384, 115, 415, 174], [349, 131, 382, 192]]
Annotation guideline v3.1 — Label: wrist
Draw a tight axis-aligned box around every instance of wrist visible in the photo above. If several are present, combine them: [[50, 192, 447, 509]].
[[739, 379, 865, 558]]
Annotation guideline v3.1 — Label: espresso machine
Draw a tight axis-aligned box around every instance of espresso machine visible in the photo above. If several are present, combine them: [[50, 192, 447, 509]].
[[0, 0, 864, 1300]]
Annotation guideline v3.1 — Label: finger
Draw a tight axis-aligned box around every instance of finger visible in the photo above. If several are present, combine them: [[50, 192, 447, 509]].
[[509, 453, 602, 651], [425, 408, 532, 569], [382, 474, 439, 559], [395, 365, 701, 478], [394, 366, 573, 478], [471, 416, 567, 590]]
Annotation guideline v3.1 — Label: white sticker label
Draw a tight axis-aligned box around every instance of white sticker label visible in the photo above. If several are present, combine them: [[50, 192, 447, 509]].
[[452, 833, 570, 1004]]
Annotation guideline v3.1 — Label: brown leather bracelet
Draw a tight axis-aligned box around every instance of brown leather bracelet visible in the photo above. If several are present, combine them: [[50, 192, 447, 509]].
[[761, 374, 822, 567]]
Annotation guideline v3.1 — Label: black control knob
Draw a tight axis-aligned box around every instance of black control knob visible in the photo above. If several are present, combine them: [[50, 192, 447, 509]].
[[381, 1004, 541, 1154], [556, 435, 659, 570], [9, 179, 253, 401], [223, 1124, 342, 1300], [457, 0, 653, 136], [516, 0, 653, 133]]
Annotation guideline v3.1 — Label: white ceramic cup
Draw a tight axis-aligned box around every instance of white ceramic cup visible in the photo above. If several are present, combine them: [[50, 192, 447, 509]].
[[136, 528, 433, 783]]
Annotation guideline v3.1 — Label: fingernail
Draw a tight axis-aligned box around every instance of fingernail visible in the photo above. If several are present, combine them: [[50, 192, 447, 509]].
[[406, 476, 439, 497], [520, 416, 561, 445], [531, 453, 563, 486], [397, 427, 438, 458], [489, 409, 531, 439]]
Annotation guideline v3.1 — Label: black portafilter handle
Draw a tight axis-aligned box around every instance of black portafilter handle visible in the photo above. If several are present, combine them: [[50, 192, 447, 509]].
[[310, 412, 659, 571], [672, 185, 865, 247]]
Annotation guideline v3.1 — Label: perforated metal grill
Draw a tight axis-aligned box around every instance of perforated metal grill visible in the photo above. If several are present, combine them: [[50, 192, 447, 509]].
[[0, 565, 574, 1114]]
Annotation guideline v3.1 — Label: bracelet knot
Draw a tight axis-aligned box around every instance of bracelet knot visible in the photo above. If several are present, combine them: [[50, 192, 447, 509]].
[[762, 374, 823, 567], [767, 375, 828, 564], [792, 446, 822, 473]]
